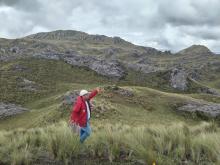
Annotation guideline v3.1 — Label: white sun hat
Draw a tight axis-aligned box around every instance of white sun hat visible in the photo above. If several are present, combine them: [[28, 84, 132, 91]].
[[79, 89, 89, 96]]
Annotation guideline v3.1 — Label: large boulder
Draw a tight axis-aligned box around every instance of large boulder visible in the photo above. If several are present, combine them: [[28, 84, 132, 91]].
[[10, 46, 20, 53], [170, 68, 188, 91], [197, 87, 220, 97], [0, 103, 28, 119], [177, 101, 220, 118]]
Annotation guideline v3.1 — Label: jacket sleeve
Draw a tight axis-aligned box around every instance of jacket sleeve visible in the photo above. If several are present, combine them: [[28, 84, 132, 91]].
[[89, 89, 98, 100]]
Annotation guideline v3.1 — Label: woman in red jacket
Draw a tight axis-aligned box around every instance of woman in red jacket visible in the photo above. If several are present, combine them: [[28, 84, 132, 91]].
[[70, 87, 101, 143]]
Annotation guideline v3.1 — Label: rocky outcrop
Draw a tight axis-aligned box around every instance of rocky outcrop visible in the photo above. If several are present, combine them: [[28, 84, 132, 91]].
[[187, 78, 220, 96], [177, 101, 220, 118], [104, 85, 134, 97], [64, 54, 125, 79], [1, 31, 220, 93], [0, 54, 20, 62], [169, 68, 220, 95], [170, 68, 188, 91], [16, 77, 39, 91], [10, 46, 20, 53], [113, 37, 125, 44], [11, 64, 31, 72], [177, 45, 213, 56], [197, 86, 220, 97], [141, 46, 163, 55], [115, 88, 134, 97], [33, 51, 125, 79], [33, 51, 62, 60], [102, 47, 120, 56], [126, 62, 161, 74], [92, 35, 106, 42], [0, 48, 6, 54], [0, 103, 28, 119]]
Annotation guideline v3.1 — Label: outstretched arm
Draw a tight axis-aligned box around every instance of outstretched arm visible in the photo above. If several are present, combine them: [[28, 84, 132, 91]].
[[89, 87, 102, 100]]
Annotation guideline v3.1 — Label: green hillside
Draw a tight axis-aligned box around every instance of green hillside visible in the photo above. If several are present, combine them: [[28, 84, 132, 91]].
[[0, 30, 220, 164]]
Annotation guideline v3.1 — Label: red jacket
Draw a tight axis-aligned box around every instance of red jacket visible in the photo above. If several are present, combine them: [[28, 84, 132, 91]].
[[70, 89, 98, 127]]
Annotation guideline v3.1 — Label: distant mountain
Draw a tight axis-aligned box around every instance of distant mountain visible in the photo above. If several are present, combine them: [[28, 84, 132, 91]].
[[1, 31, 220, 165], [25, 30, 133, 46], [1, 30, 220, 94], [177, 45, 213, 56]]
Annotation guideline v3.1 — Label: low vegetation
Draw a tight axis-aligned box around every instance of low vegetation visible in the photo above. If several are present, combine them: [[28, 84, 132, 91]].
[[0, 57, 220, 164], [0, 121, 219, 165]]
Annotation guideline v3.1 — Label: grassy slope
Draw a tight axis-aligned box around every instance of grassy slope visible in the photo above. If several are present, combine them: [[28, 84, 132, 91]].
[[0, 58, 204, 130], [0, 58, 111, 129], [0, 58, 218, 129], [0, 58, 220, 164]]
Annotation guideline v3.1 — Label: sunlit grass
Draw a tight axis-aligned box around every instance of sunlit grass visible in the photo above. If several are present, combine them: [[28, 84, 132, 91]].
[[0, 121, 219, 165]]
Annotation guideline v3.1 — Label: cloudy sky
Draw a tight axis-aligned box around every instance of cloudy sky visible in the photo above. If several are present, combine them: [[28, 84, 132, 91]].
[[0, 0, 220, 52]]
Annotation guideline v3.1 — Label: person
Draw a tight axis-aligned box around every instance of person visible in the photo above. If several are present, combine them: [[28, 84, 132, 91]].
[[70, 87, 102, 143]]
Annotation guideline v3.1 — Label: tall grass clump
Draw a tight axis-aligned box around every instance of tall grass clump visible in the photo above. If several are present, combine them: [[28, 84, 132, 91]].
[[43, 121, 81, 164], [0, 121, 219, 164]]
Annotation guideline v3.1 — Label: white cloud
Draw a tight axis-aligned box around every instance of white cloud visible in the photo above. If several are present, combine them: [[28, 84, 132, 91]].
[[0, 0, 220, 52]]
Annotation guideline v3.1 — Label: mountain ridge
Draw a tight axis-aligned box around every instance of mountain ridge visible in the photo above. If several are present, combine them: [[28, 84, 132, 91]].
[[1, 30, 220, 165], [24, 30, 217, 54], [1, 30, 220, 94], [25, 30, 134, 47], [177, 44, 213, 56]]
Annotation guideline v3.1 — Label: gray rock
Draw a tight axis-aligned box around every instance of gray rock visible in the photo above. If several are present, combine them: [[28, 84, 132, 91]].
[[33, 52, 61, 60], [64, 50, 77, 55], [0, 54, 19, 62], [170, 68, 188, 91], [126, 62, 161, 74], [0, 103, 28, 119], [0, 48, 6, 54], [188, 70, 201, 80], [113, 37, 124, 44], [63, 54, 125, 79], [90, 59, 125, 79], [11, 64, 30, 72], [92, 35, 106, 42], [142, 47, 162, 55], [105, 85, 134, 97], [177, 101, 220, 118], [198, 87, 220, 96], [115, 88, 134, 97], [206, 88, 220, 96], [103, 47, 119, 56], [130, 52, 142, 58], [10, 46, 20, 53], [32, 51, 125, 79], [17, 77, 39, 91], [137, 57, 152, 65]]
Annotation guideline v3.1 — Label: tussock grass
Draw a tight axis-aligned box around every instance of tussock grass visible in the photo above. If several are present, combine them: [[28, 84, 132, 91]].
[[0, 121, 219, 165]]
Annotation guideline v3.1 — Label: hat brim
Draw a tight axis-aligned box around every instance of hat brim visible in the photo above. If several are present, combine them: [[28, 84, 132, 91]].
[[81, 92, 91, 96]]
